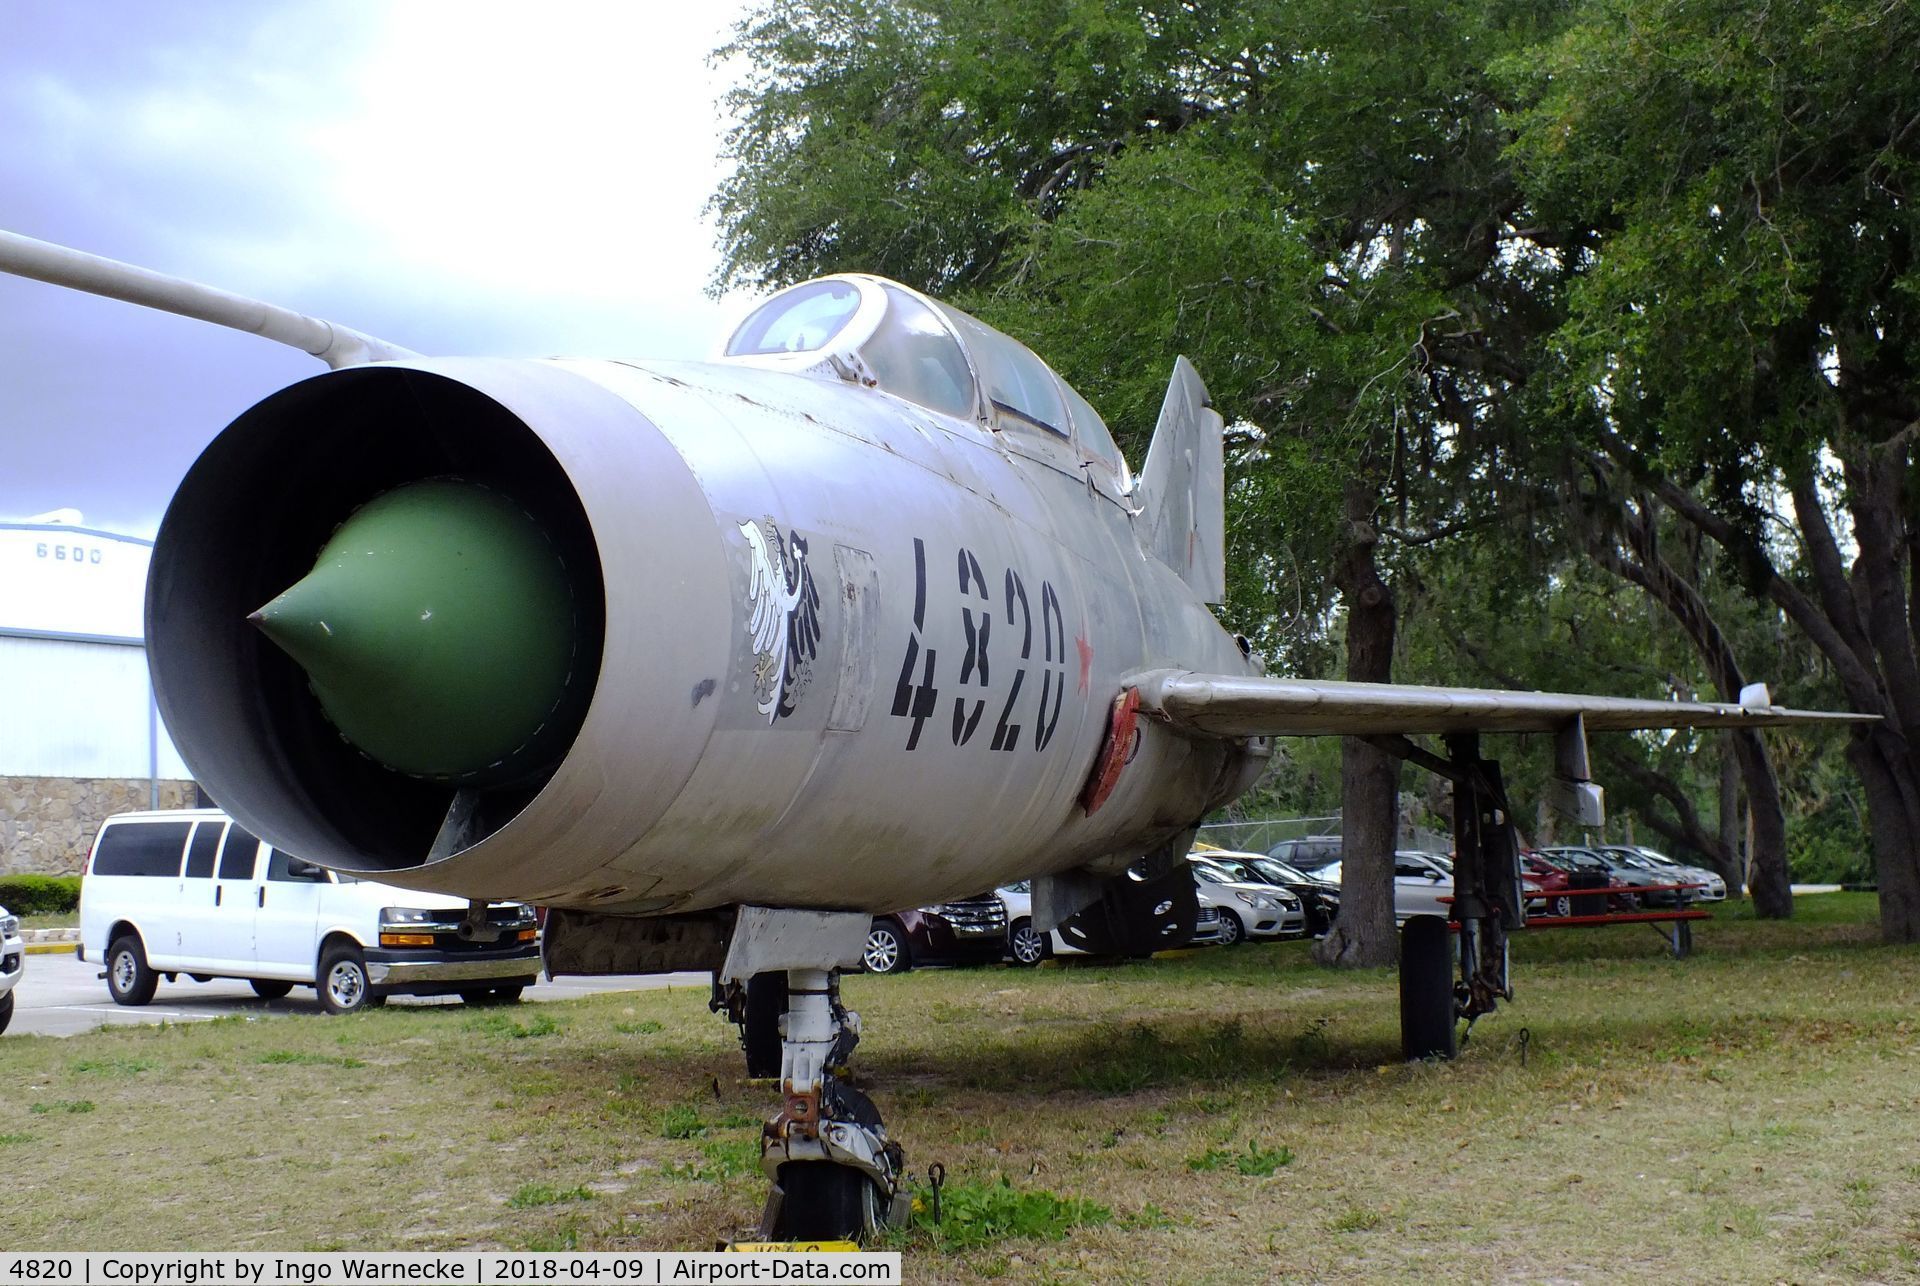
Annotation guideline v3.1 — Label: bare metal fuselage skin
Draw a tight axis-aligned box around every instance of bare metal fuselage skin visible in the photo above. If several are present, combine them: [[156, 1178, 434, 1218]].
[[151, 353, 1256, 916]]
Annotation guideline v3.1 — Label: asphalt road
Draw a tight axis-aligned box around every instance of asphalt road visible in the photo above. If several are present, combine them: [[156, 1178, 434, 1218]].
[[6, 951, 710, 1037]]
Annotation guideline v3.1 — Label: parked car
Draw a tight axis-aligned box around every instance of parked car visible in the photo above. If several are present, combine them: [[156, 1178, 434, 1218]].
[[1267, 835, 1344, 873], [863, 894, 1007, 974], [1521, 854, 1582, 917], [1193, 848, 1338, 934], [0, 904, 21, 1035], [1530, 847, 1647, 911], [1188, 856, 1305, 943], [1307, 850, 1453, 923], [1540, 844, 1690, 907], [79, 809, 540, 1013], [998, 881, 1226, 963], [997, 882, 1053, 965], [1597, 845, 1727, 901]]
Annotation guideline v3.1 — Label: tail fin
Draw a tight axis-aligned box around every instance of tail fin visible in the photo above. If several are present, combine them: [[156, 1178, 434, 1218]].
[[1134, 357, 1226, 604]]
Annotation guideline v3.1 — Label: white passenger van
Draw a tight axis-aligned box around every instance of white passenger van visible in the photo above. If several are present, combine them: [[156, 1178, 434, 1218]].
[[79, 809, 540, 1013], [0, 903, 22, 1034]]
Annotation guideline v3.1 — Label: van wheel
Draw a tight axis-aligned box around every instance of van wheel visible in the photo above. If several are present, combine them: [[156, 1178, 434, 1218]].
[[107, 934, 158, 1006], [250, 979, 294, 1000], [318, 945, 384, 1014]]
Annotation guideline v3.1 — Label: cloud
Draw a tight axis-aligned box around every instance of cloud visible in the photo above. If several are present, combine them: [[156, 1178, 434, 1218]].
[[0, 0, 750, 536]]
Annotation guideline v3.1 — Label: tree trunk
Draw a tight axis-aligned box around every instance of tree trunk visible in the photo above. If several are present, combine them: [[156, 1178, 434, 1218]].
[[1733, 729, 1792, 916], [1316, 482, 1400, 968], [1717, 736, 1741, 888], [1850, 729, 1920, 940]]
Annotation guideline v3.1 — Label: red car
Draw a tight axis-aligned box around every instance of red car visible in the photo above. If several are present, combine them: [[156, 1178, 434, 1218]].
[[1524, 851, 1636, 914]]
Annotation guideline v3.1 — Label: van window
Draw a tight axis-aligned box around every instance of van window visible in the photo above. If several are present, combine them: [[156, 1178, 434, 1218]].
[[267, 850, 328, 883], [219, 826, 261, 880], [92, 822, 191, 877], [184, 823, 222, 879]]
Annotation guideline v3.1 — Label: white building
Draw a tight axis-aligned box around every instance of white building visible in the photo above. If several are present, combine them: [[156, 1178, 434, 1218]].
[[1, 516, 195, 874]]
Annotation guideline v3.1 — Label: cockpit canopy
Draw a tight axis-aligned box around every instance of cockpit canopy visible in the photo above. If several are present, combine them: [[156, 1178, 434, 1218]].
[[719, 274, 1130, 487]]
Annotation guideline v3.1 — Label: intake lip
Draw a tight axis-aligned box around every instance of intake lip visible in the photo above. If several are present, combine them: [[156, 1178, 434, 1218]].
[[148, 363, 605, 872]]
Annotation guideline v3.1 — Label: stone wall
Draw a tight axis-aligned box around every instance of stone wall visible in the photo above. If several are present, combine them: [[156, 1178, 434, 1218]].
[[1, 776, 196, 874]]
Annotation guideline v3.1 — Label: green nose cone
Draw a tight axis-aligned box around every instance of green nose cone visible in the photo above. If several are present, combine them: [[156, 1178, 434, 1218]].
[[253, 479, 575, 782]]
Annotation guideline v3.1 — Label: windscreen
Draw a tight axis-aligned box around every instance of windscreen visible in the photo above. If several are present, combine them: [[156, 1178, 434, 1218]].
[[725, 280, 862, 356]]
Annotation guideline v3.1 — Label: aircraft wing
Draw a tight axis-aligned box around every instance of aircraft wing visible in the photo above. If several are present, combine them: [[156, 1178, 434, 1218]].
[[1132, 670, 1869, 739]]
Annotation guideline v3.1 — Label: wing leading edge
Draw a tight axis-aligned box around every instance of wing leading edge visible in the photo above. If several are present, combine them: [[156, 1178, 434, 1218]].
[[1133, 669, 1870, 740]]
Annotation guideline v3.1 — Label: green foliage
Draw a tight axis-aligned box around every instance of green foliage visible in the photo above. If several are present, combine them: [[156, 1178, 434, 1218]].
[[71, 1058, 155, 1076], [1189, 1140, 1295, 1176], [465, 1012, 560, 1040], [257, 1051, 367, 1069], [894, 1175, 1111, 1251], [0, 875, 81, 915], [657, 1104, 707, 1139]]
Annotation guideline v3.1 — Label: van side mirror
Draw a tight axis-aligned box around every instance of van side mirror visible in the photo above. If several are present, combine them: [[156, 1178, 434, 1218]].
[[285, 859, 325, 881]]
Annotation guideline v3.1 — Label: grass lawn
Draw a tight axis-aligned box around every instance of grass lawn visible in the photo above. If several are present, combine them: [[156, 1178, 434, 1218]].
[[2, 893, 1915, 1282]]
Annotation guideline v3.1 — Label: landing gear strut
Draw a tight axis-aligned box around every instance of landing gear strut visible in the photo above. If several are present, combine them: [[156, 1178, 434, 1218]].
[[759, 967, 906, 1241], [1378, 731, 1527, 1060]]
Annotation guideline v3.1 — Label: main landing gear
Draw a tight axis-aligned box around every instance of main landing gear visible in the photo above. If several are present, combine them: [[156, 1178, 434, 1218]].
[[757, 967, 907, 1241], [1376, 731, 1529, 1062]]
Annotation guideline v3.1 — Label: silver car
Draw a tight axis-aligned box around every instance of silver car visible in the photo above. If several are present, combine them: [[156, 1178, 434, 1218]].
[[1189, 857, 1305, 943], [1600, 845, 1727, 901]]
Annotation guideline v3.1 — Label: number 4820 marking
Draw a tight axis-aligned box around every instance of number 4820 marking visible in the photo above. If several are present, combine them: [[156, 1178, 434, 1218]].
[[891, 538, 1064, 753]]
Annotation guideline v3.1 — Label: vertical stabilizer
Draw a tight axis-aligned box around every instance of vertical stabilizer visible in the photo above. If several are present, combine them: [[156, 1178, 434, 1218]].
[[1134, 357, 1226, 603]]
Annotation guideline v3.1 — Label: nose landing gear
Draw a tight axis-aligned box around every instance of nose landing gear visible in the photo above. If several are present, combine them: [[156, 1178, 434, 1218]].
[[758, 966, 907, 1242]]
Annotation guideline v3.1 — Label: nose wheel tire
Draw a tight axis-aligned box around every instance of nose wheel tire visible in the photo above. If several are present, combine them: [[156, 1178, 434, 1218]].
[[250, 979, 295, 1000], [863, 922, 908, 975], [1008, 919, 1050, 966], [1399, 915, 1459, 1061], [771, 1161, 887, 1243], [318, 945, 386, 1014], [107, 934, 158, 1006]]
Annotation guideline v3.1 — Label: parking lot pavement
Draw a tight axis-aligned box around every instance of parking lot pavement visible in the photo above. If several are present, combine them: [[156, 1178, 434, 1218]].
[[7, 950, 710, 1037]]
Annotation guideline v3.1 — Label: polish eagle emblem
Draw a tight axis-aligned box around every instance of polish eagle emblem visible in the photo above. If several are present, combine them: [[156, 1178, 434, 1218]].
[[740, 518, 822, 723]]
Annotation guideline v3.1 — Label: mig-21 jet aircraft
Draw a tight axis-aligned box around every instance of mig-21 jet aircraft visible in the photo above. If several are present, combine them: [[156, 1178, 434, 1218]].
[[0, 229, 1862, 1240]]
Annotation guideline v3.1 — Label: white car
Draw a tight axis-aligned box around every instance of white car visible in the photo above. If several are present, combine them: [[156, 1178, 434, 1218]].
[[1188, 857, 1305, 944], [1313, 851, 1455, 924], [0, 905, 22, 1035], [80, 809, 540, 1013], [1314, 850, 1552, 922]]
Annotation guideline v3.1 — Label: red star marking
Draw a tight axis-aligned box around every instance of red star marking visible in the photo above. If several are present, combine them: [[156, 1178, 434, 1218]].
[[1076, 631, 1094, 695]]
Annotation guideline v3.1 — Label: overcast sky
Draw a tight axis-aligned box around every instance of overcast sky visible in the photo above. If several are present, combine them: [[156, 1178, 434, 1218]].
[[1, 1, 751, 538]]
